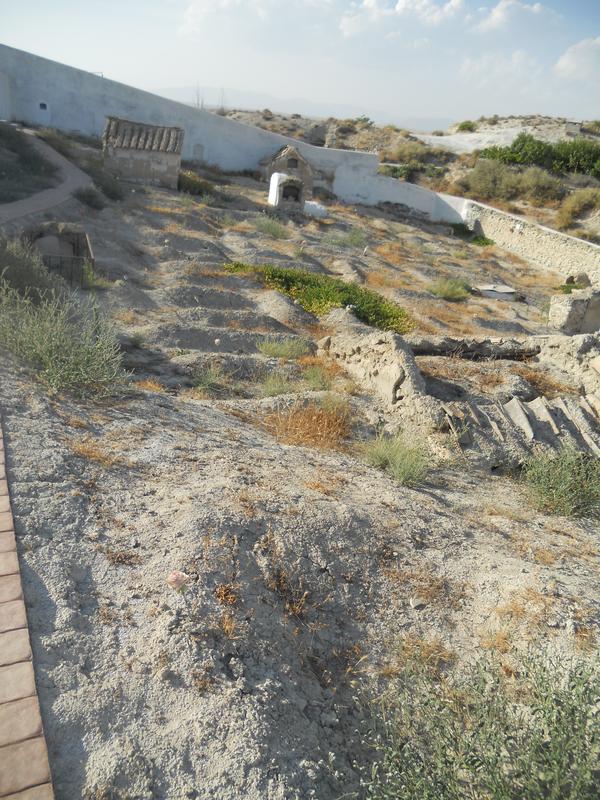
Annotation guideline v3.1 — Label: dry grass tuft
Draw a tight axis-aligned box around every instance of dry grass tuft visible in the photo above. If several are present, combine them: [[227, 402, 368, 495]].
[[511, 365, 578, 398], [136, 378, 167, 393], [385, 565, 467, 608], [480, 628, 512, 654], [219, 611, 239, 639], [374, 241, 411, 265], [380, 634, 455, 677], [574, 625, 597, 652], [265, 398, 352, 450], [101, 547, 142, 567], [68, 436, 125, 468], [214, 583, 238, 606]]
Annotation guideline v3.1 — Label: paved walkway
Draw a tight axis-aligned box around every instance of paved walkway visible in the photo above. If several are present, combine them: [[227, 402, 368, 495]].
[[0, 420, 54, 799], [0, 129, 91, 227]]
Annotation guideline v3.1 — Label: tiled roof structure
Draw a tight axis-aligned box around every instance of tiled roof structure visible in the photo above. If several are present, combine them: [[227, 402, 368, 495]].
[[102, 117, 184, 154]]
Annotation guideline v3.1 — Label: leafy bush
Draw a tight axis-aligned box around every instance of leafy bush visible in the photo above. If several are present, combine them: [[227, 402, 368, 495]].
[[0, 281, 124, 396], [302, 364, 332, 391], [378, 164, 416, 180], [362, 432, 429, 486], [482, 132, 600, 178], [178, 170, 215, 196], [364, 653, 600, 800], [458, 160, 521, 200], [73, 187, 105, 209], [458, 160, 563, 204], [0, 238, 62, 299], [256, 372, 294, 397], [556, 188, 600, 229], [471, 234, 494, 246], [519, 166, 565, 203], [192, 363, 229, 397], [257, 337, 311, 359], [457, 120, 477, 132], [522, 445, 600, 517], [253, 216, 291, 240], [427, 278, 471, 301], [381, 140, 452, 169], [224, 263, 413, 334]]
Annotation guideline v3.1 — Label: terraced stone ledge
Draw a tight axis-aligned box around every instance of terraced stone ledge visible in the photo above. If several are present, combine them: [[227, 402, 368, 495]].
[[0, 422, 54, 799]]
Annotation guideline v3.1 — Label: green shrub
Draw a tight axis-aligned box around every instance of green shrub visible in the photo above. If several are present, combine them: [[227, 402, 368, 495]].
[[519, 166, 565, 203], [364, 652, 600, 800], [257, 336, 311, 359], [82, 261, 112, 290], [324, 228, 367, 249], [302, 365, 332, 391], [556, 188, 600, 229], [522, 445, 600, 517], [178, 170, 215, 196], [192, 363, 228, 397], [457, 120, 477, 132], [253, 216, 290, 239], [427, 278, 471, 301], [0, 280, 124, 396], [471, 234, 494, 246], [554, 283, 587, 294], [362, 432, 429, 486], [458, 160, 522, 201], [378, 164, 416, 180], [482, 132, 600, 178], [458, 160, 563, 204], [0, 238, 63, 299], [73, 187, 105, 210], [224, 262, 413, 334], [256, 372, 295, 397]]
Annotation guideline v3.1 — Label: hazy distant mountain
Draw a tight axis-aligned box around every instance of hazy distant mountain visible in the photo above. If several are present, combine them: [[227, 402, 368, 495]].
[[157, 84, 451, 133]]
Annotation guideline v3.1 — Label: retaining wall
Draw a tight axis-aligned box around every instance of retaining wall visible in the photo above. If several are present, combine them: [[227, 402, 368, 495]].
[[463, 201, 600, 273]]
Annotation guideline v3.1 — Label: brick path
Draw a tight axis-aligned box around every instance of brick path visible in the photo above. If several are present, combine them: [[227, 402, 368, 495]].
[[0, 422, 54, 799]]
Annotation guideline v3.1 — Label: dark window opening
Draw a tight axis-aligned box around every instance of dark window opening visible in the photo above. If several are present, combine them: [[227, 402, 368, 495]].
[[39, 102, 47, 110], [282, 185, 301, 202], [287, 157, 298, 169]]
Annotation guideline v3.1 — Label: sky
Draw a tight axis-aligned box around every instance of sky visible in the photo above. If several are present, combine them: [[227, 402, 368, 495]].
[[1, 0, 599, 127]]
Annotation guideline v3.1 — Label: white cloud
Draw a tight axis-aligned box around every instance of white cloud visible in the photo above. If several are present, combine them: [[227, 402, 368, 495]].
[[394, 0, 463, 25], [474, 0, 555, 33], [555, 37, 600, 80], [340, 0, 463, 37], [460, 49, 542, 91]]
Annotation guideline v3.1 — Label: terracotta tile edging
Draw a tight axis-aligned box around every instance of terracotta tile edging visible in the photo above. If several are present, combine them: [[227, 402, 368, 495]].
[[0, 418, 54, 799]]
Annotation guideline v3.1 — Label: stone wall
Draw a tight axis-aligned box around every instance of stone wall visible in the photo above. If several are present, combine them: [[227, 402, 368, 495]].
[[103, 148, 181, 189], [464, 201, 600, 273]]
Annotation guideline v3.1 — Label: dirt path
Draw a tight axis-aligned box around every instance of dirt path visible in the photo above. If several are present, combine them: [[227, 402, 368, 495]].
[[0, 130, 91, 227]]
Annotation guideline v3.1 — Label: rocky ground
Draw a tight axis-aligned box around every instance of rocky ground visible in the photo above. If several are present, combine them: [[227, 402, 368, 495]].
[[1, 158, 600, 799]]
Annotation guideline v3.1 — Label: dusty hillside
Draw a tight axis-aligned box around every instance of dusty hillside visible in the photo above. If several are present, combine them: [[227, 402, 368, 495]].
[[1, 131, 599, 799]]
